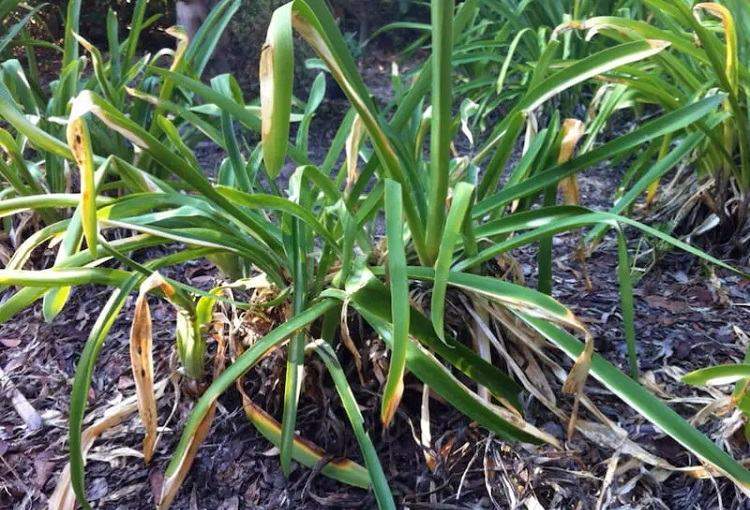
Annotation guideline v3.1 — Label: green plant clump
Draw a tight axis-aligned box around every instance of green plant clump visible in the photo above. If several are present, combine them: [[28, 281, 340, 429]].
[[1, 0, 750, 508]]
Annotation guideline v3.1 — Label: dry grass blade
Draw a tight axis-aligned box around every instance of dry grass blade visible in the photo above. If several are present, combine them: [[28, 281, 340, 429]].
[[130, 272, 174, 463], [541, 222, 595, 435], [562, 329, 593, 439], [49, 380, 168, 510], [339, 298, 364, 384]]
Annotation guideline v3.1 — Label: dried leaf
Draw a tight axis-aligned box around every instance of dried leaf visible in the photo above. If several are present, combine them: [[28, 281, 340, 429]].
[[345, 114, 365, 193], [130, 273, 174, 463], [556, 118, 586, 205], [49, 380, 167, 510], [339, 299, 364, 384]]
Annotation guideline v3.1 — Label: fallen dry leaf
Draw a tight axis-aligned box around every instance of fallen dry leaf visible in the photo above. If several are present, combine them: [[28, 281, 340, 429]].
[[48, 380, 168, 510]]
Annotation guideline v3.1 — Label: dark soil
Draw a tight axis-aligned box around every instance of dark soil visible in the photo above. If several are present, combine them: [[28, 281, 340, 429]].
[[3, 50, 750, 510]]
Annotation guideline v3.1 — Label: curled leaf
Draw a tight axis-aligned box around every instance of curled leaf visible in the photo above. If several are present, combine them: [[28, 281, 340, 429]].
[[556, 118, 586, 205], [232, 335, 370, 488], [260, 4, 294, 178], [130, 273, 174, 464], [65, 115, 98, 259], [693, 3, 738, 94], [563, 331, 595, 396]]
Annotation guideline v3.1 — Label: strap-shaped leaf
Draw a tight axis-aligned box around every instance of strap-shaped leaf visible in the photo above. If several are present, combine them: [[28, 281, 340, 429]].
[[260, 3, 294, 177], [129, 273, 171, 464], [163, 300, 338, 490], [424, 0, 454, 262], [68, 91, 283, 253], [311, 340, 396, 510], [341, 277, 553, 445], [43, 158, 110, 322], [238, 381, 370, 487], [185, 0, 240, 77], [287, 0, 428, 262], [458, 211, 748, 277], [477, 39, 672, 159], [63, 118, 98, 249], [474, 94, 724, 218], [683, 364, 750, 386], [381, 179, 409, 427], [520, 315, 750, 494], [431, 182, 474, 340]]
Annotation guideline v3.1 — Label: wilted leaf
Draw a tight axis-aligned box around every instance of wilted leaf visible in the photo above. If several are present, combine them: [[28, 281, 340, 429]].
[[49, 380, 167, 510], [65, 115, 98, 259], [130, 273, 174, 463], [556, 119, 586, 205]]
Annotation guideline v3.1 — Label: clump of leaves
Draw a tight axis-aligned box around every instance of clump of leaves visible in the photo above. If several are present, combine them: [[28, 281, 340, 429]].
[[556, 0, 750, 250], [1, 0, 750, 508]]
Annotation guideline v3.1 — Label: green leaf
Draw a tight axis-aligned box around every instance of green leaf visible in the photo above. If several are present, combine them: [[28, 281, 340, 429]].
[[0, 3, 44, 56], [431, 182, 474, 340], [185, 0, 240, 77], [279, 213, 308, 475], [260, 4, 294, 178], [521, 315, 750, 490], [683, 364, 750, 386], [164, 300, 338, 478], [0, 85, 72, 159], [338, 271, 551, 444], [424, 0, 455, 263], [616, 229, 637, 378], [459, 210, 747, 278], [381, 179, 409, 427], [474, 95, 725, 219], [69, 275, 141, 510], [311, 341, 396, 510]]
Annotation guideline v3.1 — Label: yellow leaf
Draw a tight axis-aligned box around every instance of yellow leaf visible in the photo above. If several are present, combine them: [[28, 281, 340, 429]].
[[345, 114, 365, 193], [556, 118, 586, 205], [130, 273, 174, 464], [65, 116, 98, 258], [694, 3, 738, 94], [232, 335, 370, 488]]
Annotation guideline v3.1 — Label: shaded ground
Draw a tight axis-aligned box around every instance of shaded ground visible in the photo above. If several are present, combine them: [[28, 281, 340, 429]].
[[3, 51, 750, 510]]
